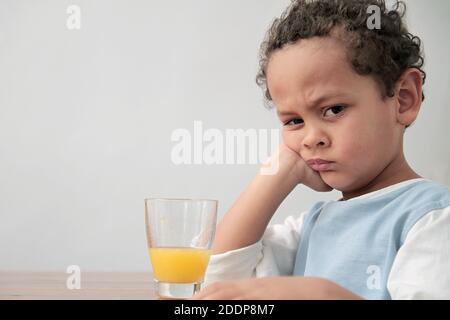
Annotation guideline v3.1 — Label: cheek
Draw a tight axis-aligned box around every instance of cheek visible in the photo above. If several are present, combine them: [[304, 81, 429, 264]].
[[336, 120, 378, 163], [337, 113, 394, 168], [282, 131, 300, 151]]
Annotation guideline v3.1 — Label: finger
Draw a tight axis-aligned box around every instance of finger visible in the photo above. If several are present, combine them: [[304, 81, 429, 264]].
[[190, 286, 237, 300], [190, 291, 227, 300], [200, 289, 238, 300], [189, 282, 225, 300], [189, 289, 210, 300]]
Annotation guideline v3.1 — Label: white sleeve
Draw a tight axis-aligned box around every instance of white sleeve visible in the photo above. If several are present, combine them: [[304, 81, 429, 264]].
[[387, 206, 450, 299], [203, 211, 307, 287]]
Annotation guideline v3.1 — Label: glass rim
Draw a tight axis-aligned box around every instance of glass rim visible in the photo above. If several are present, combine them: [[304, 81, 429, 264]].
[[144, 197, 218, 204]]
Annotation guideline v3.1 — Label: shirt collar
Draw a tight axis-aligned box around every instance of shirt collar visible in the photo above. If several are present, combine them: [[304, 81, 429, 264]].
[[337, 178, 429, 202]]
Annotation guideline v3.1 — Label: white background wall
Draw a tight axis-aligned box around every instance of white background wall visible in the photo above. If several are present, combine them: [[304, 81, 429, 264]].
[[0, 0, 449, 272]]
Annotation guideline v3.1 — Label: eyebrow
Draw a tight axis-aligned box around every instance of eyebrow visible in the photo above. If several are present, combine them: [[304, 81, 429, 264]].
[[277, 92, 351, 117]]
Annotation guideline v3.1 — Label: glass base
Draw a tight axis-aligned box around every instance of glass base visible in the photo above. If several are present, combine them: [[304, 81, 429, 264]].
[[154, 281, 202, 300]]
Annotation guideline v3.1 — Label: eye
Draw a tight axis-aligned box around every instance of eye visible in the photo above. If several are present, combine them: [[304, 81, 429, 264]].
[[324, 105, 346, 117], [284, 118, 304, 126]]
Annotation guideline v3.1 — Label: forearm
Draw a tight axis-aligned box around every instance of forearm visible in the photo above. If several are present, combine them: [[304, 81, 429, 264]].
[[212, 154, 299, 254], [193, 276, 364, 300]]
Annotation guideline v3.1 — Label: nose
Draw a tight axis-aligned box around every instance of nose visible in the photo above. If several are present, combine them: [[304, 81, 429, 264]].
[[302, 128, 330, 149]]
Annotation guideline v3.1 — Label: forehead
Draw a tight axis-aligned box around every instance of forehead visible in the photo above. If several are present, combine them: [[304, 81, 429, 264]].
[[266, 36, 361, 107]]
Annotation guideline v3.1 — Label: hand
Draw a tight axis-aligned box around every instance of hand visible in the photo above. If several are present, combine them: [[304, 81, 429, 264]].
[[277, 143, 333, 192], [190, 277, 362, 300]]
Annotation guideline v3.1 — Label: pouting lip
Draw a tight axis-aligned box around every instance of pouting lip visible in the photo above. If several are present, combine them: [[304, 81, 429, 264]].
[[309, 163, 334, 172], [306, 158, 334, 166]]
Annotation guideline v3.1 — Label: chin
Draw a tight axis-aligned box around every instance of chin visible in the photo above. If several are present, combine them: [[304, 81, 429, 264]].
[[319, 171, 356, 192]]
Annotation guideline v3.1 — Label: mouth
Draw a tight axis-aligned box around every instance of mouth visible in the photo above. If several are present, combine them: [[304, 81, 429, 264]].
[[306, 159, 335, 172]]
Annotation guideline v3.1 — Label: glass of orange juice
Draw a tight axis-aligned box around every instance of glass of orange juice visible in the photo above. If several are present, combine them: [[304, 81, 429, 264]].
[[144, 198, 218, 299]]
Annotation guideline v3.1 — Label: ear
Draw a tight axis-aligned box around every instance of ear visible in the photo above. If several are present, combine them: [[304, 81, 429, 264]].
[[394, 68, 423, 127]]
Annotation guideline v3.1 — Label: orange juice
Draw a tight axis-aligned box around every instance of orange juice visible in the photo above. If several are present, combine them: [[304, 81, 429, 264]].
[[149, 247, 211, 283]]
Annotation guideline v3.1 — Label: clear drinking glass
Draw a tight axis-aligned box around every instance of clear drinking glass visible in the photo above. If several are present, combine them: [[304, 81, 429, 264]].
[[145, 198, 218, 299]]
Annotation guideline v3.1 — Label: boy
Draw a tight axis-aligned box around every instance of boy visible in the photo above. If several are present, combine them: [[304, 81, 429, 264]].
[[192, 0, 450, 299]]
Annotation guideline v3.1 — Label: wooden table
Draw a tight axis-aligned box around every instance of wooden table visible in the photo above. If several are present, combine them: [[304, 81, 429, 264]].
[[0, 272, 157, 300]]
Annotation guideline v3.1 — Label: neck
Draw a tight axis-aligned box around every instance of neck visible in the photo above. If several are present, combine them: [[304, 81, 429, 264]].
[[341, 152, 421, 201]]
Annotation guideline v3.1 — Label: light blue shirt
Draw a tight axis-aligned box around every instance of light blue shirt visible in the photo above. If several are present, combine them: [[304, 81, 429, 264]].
[[293, 179, 450, 299]]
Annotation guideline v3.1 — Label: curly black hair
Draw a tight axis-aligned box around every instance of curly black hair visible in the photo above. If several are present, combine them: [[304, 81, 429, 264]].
[[256, 0, 426, 114]]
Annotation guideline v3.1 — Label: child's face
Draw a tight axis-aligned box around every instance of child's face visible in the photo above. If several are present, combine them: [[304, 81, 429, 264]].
[[267, 36, 406, 193]]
